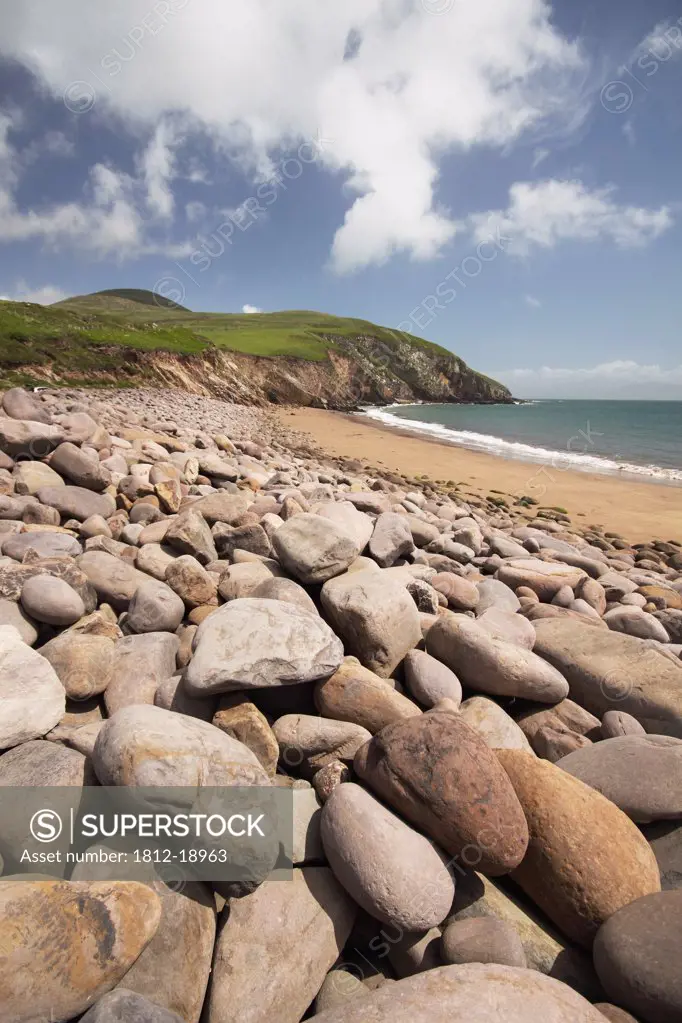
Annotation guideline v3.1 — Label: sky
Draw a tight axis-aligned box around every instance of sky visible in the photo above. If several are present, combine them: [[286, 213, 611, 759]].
[[0, 0, 681, 399]]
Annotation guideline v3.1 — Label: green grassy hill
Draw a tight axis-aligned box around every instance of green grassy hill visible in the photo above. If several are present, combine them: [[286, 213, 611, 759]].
[[0, 289, 512, 406]]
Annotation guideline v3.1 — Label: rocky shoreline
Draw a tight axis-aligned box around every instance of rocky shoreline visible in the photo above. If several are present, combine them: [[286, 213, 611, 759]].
[[0, 385, 681, 1023]]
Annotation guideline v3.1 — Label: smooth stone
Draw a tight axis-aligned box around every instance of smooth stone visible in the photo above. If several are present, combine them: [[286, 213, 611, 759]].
[[354, 711, 529, 875], [403, 648, 462, 708], [459, 696, 534, 752], [3, 529, 81, 561], [368, 512, 415, 568], [313, 759, 351, 801], [643, 820, 682, 891], [50, 441, 110, 491], [431, 573, 479, 611], [315, 968, 389, 1014], [321, 569, 422, 678], [292, 786, 324, 863], [497, 559, 587, 601], [0, 624, 65, 748], [12, 459, 64, 495], [38, 632, 116, 700], [601, 710, 646, 737], [187, 490, 250, 524], [321, 782, 455, 930], [20, 574, 85, 626], [273, 713, 372, 773], [93, 704, 269, 787], [154, 673, 214, 721], [217, 561, 279, 600], [388, 927, 443, 978], [37, 484, 114, 521], [426, 615, 569, 703], [307, 963, 607, 1022], [476, 577, 521, 614], [80, 990, 184, 1022], [556, 735, 682, 822], [532, 618, 682, 737], [0, 596, 38, 645], [250, 574, 318, 613], [0, 737, 93, 786], [314, 500, 374, 551], [593, 890, 682, 1023], [441, 917, 526, 968], [477, 607, 536, 649], [127, 578, 185, 634], [2, 386, 52, 423], [653, 609, 682, 643], [497, 750, 661, 947], [604, 606, 670, 643], [272, 512, 360, 583], [592, 1006, 640, 1023], [185, 598, 343, 695], [77, 551, 149, 610], [0, 418, 63, 457], [0, 879, 161, 1023], [315, 657, 421, 733], [137, 542, 180, 581], [448, 870, 600, 999], [104, 632, 179, 715], [205, 868, 356, 1023]]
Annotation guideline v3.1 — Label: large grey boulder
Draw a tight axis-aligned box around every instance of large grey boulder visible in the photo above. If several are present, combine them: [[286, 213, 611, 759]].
[[0, 624, 65, 748], [0, 596, 38, 645], [321, 783, 455, 929], [205, 868, 356, 1023], [369, 512, 415, 567], [164, 508, 217, 564], [403, 649, 462, 708], [127, 579, 185, 634], [92, 704, 270, 787], [426, 615, 568, 703], [37, 484, 114, 521], [2, 387, 52, 424], [308, 963, 606, 1022], [77, 551, 149, 610], [0, 418, 63, 457], [272, 513, 360, 583], [532, 617, 682, 737], [321, 569, 421, 678], [21, 574, 85, 626], [49, 441, 111, 491], [496, 559, 587, 601], [39, 631, 116, 701], [184, 598, 343, 695], [557, 735, 682, 823], [12, 459, 64, 495], [3, 530, 81, 561], [314, 501, 374, 551], [273, 714, 372, 773]]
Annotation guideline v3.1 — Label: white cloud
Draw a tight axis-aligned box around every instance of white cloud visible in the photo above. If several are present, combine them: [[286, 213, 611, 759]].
[[622, 119, 636, 146], [0, 110, 191, 259], [242, 304, 262, 314], [524, 293, 541, 307], [0, 0, 592, 272], [494, 360, 682, 398], [185, 200, 206, 223], [469, 179, 673, 256], [531, 147, 549, 169], [138, 119, 177, 220], [0, 281, 68, 304]]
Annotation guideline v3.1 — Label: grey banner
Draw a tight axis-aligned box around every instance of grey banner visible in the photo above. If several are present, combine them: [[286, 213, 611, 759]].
[[0, 786, 293, 887]]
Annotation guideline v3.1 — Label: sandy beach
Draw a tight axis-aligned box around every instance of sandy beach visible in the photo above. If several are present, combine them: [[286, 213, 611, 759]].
[[281, 407, 682, 544]]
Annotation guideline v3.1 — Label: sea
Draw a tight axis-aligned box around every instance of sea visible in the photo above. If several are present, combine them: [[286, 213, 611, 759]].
[[359, 400, 682, 485]]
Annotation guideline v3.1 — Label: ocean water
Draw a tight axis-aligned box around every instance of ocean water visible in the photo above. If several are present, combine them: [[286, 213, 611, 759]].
[[360, 400, 682, 484]]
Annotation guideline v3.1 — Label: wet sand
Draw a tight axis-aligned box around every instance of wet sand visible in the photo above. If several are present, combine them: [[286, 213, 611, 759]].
[[281, 407, 682, 544]]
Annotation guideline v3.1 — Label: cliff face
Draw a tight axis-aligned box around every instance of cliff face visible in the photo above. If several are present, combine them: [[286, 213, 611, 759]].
[[10, 335, 511, 409]]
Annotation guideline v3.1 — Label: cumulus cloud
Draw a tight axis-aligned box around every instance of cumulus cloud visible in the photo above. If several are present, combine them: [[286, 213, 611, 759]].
[[494, 360, 682, 398], [242, 304, 262, 314], [0, 0, 593, 271], [469, 179, 673, 255], [0, 111, 191, 259], [0, 281, 68, 304]]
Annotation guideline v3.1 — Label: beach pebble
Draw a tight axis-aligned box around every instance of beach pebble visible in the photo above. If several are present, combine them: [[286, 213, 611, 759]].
[[0, 624, 65, 746], [272, 512, 360, 582], [403, 648, 462, 708], [557, 735, 682, 823], [321, 782, 455, 930], [321, 569, 422, 678], [459, 696, 534, 752], [355, 711, 529, 874], [80, 990, 184, 1023], [184, 597, 343, 694], [127, 577, 185, 633], [497, 750, 661, 946], [426, 614, 569, 703], [315, 657, 421, 733], [593, 890, 682, 1023], [440, 917, 527, 968], [368, 511, 415, 567]]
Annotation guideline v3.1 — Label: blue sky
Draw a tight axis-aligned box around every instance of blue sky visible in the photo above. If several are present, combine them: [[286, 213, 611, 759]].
[[1, 0, 681, 398]]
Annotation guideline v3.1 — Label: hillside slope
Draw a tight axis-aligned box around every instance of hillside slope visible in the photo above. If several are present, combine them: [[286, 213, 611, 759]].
[[0, 291, 512, 408]]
